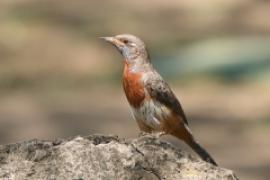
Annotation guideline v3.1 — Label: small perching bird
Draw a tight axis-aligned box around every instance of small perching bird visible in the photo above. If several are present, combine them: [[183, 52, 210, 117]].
[[101, 34, 217, 166]]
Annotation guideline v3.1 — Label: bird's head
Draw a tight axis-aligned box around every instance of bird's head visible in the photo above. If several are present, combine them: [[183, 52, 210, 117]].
[[101, 34, 149, 63]]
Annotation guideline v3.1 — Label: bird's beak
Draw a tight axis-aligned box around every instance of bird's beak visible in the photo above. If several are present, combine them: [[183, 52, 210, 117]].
[[100, 36, 114, 43], [100, 36, 124, 47]]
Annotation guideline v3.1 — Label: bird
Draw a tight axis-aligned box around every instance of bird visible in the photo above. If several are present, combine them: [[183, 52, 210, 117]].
[[101, 34, 217, 166]]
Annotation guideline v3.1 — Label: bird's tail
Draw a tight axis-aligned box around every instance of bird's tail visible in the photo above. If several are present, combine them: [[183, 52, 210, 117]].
[[188, 139, 218, 166], [171, 124, 218, 166]]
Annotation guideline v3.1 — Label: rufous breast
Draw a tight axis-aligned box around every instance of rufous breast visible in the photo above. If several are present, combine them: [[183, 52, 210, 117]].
[[122, 62, 145, 108]]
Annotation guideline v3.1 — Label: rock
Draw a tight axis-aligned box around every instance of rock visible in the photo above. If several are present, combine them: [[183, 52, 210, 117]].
[[0, 134, 238, 180]]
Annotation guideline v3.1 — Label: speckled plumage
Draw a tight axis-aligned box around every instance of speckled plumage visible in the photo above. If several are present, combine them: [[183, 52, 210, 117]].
[[102, 34, 218, 166]]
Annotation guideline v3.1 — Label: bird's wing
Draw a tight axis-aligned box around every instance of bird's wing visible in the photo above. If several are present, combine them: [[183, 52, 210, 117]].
[[145, 74, 188, 125]]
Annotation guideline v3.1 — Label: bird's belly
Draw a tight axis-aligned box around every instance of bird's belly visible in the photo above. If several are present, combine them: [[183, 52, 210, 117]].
[[131, 99, 171, 130]]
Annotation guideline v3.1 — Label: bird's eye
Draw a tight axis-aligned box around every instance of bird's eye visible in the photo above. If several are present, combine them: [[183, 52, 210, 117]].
[[122, 39, 129, 44]]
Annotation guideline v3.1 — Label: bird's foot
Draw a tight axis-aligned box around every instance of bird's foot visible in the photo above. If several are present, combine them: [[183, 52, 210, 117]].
[[138, 131, 166, 138], [138, 131, 149, 137], [151, 131, 166, 138]]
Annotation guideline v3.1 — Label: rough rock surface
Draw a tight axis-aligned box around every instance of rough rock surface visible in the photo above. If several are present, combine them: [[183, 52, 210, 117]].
[[0, 134, 238, 180]]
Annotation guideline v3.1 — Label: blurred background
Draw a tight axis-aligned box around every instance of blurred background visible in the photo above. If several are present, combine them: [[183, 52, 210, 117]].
[[0, 0, 270, 179]]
